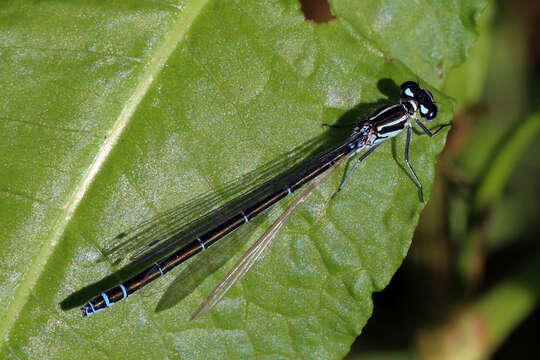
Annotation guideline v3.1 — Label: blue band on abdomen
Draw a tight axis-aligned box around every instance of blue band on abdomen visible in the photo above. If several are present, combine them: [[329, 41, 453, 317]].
[[101, 292, 110, 307], [197, 237, 206, 250], [156, 264, 164, 276], [84, 300, 106, 316], [119, 284, 127, 299]]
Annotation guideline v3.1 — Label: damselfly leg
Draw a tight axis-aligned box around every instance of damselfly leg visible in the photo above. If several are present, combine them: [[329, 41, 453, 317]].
[[413, 117, 452, 137], [404, 123, 425, 202], [333, 142, 382, 197]]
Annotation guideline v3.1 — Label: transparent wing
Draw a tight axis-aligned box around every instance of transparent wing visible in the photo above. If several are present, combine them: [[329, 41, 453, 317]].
[[100, 136, 327, 267], [154, 209, 276, 312], [190, 157, 344, 321], [139, 210, 272, 301]]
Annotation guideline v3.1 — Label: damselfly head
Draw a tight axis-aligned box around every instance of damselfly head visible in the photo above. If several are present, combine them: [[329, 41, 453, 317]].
[[400, 81, 421, 100], [418, 101, 438, 121], [399, 81, 438, 121]]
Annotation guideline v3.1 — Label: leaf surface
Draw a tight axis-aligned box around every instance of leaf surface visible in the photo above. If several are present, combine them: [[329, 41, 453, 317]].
[[0, 0, 484, 358]]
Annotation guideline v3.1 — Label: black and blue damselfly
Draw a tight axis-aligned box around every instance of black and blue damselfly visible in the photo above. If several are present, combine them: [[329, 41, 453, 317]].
[[81, 81, 448, 318]]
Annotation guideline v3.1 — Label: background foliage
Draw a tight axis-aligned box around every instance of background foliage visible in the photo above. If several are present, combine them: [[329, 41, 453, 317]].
[[0, 0, 489, 359], [346, 0, 540, 359]]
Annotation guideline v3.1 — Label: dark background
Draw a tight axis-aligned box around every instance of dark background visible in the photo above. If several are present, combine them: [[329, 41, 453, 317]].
[[300, 0, 540, 359]]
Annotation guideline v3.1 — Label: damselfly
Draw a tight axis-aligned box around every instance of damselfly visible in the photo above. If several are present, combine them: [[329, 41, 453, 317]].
[[81, 81, 448, 318]]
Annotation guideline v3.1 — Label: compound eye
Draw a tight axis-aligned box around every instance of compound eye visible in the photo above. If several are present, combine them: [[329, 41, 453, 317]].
[[424, 89, 435, 102], [419, 102, 438, 121], [400, 81, 419, 99]]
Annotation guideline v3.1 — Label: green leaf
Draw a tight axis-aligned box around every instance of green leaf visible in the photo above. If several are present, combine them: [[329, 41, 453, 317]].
[[0, 0, 483, 358]]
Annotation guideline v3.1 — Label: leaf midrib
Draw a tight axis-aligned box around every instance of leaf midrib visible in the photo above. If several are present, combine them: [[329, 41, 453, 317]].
[[0, 0, 211, 340]]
